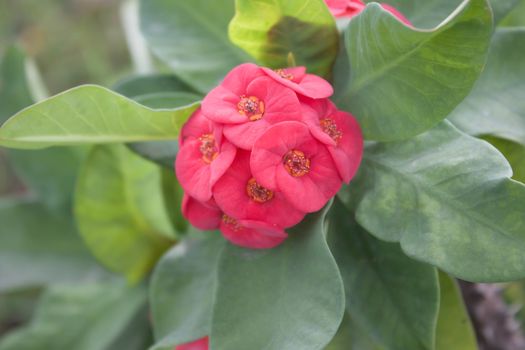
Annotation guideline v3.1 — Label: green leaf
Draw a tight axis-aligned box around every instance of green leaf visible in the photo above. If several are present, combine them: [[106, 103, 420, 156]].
[[0, 46, 33, 124], [500, 0, 525, 26], [449, 28, 525, 146], [211, 204, 344, 350], [160, 168, 187, 233], [341, 121, 525, 282], [113, 74, 200, 99], [149, 232, 225, 350], [229, 0, 338, 78], [324, 314, 385, 350], [435, 272, 477, 350], [333, 0, 493, 141], [0, 198, 106, 292], [363, 0, 463, 28], [488, 0, 522, 23], [0, 282, 147, 350], [113, 73, 201, 169], [140, 0, 252, 93], [484, 136, 525, 183], [0, 85, 199, 149], [8, 147, 87, 212], [327, 199, 439, 350], [74, 144, 174, 283]]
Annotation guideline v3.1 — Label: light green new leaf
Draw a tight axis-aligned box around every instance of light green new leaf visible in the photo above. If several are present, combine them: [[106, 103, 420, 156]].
[[0, 85, 198, 149], [327, 200, 439, 350], [0, 198, 106, 292], [435, 272, 477, 350], [229, 0, 338, 78], [75, 144, 174, 283], [449, 28, 525, 146], [211, 204, 345, 350], [140, 0, 252, 93], [333, 0, 492, 141], [149, 232, 225, 350], [0, 46, 33, 124], [341, 121, 525, 282], [485, 137, 525, 184], [0, 282, 146, 350]]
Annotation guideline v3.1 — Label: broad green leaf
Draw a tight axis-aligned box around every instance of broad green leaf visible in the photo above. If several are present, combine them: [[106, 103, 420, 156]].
[[449, 28, 525, 146], [211, 204, 345, 350], [435, 272, 477, 350], [341, 121, 525, 282], [0, 198, 106, 292], [327, 199, 439, 350], [8, 147, 87, 212], [75, 144, 174, 283], [229, 0, 338, 78], [149, 232, 225, 350], [160, 168, 187, 233], [113, 74, 200, 99], [0, 85, 198, 149], [140, 0, 252, 93], [325, 314, 384, 350], [0, 46, 32, 124], [333, 0, 492, 141], [0, 282, 146, 350], [113, 73, 201, 169], [488, 0, 522, 23], [500, 0, 525, 26], [363, 0, 463, 28], [485, 137, 525, 183]]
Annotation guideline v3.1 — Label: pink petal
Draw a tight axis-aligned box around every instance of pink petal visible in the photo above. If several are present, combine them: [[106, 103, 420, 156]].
[[251, 121, 316, 189], [223, 119, 272, 150], [220, 217, 288, 249], [175, 139, 236, 202], [182, 195, 222, 230], [180, 109, 222, 145], [381, 3, 412, 26], [175, 337, 209, 350], [213, 151, 306, 227], [328, 110, 364, 183], [221, 63, 265, 95], [276, 144, 342, 213], [201, 85, 247, 124], [262, 67, 333, 99]]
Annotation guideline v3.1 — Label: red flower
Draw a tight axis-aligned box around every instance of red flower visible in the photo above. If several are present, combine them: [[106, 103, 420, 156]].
[[181, 194, 222, 230], [175, 337, 208, 350], [261, 66, 333, 99], [303, 99, 363, 183], [251, 121, 342, 213], [175, 109, 236, 202], [202, 64, 304, 150], [324, 0, 411, 25], [220, 215, 287, 249], [213, 150, 306, 228]]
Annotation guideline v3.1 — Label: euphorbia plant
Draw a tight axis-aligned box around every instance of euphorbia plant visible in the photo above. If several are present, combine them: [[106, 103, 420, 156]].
[[0, 0, 524, 349]]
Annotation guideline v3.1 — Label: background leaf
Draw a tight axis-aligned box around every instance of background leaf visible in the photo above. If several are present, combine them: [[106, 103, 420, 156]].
[[149, 232, 224, 350], [0, 282, 147, 350], [0, 198, 106, 292], [340, 122, 525, 282], [0, 85, 198, 149], [435, 272, 478, 350], [211, 205, 344, 350], [75, 144, 174, 283], [484, 137, 525, 183], [327, 199, 439, 350], [500, 0, 525, 26], [449, 28, 525, 146], [229, 0, 338, 78], [363, 0, 463, 28], [333, 0, 492, 141], [112, 74, 200, 99], [140, 0, 252, 93]]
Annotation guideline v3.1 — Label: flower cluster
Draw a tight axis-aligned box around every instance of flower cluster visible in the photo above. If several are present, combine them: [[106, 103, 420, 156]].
[[324, 0, 411, 25], [176, 63, 363, 249]]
